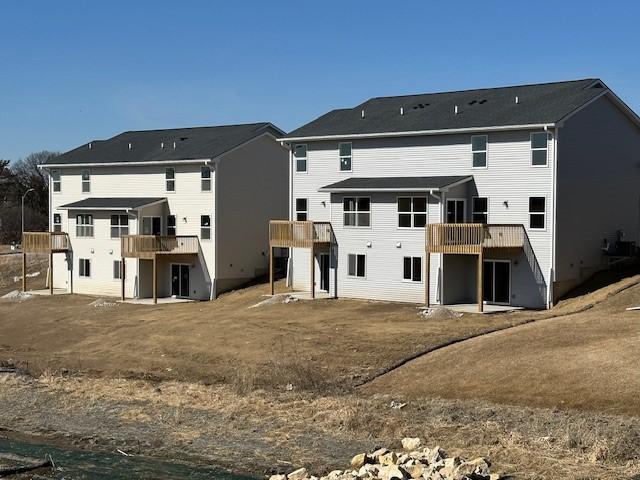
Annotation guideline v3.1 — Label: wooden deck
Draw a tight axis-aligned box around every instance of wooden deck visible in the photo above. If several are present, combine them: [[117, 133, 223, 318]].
[[21, 232, 71, 294], [121, 235, 199, 259]]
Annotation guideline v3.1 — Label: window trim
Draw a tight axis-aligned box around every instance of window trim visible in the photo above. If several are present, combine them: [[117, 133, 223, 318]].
[[201, 166, 212, 192], [110, 214, 130, 239], [347, 253, 367, 279], [75, 214, 94, 238], [446, 198, 467, 224], [402, 256, 423, 283], [79, 258, 91, 278], [51, 170, 61, 193], [338, 142, 352, 172], [471, 134, 488, 169], [81, 169, 91, 193], [343, 196, 371, 228], [528, 196, 547, 230], [52, 213, 62, 232], [167, 215, 177, 236], [200, 214, 212, 241], [295, 198, 308, 221], [293, 144, 308, 174], [471, 196, 489, 224], [397, 196, 427, 229], [113, 260, 123, 280], [165, 167, 176, 192], [530, 132, 549, 168]]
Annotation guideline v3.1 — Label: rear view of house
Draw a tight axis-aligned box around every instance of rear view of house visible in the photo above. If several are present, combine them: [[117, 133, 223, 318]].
[[31, 123, 288, 302], [270, 79, 640, 310]]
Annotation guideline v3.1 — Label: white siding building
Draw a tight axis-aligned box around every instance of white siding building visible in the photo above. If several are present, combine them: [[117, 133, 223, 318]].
[[272, 79, 640, 310], [36, 123, 288, 302]]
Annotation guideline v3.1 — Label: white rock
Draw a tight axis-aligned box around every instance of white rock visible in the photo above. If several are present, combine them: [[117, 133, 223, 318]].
[[401, 437, 421, 451], [287, 467, 308, 480], [269, 475, 286, 480]]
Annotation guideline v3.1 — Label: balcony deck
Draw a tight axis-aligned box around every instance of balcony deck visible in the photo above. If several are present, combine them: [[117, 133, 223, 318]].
[[121, 235, 199, 259], [22, 232, 70, 254], [269, 220, 332, 249], [427, 223, 525, 254]]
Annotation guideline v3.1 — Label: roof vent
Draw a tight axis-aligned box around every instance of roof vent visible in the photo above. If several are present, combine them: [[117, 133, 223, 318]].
[[454, 105, 459, 115], [173, 141, 177, 149], [361, 109, 365, 119], [128, 142, 132, 150], [161, 142, 165, 149], [400, 107, 404, 115], [515, 96, 520, 104], [88, 142, 92, 150]]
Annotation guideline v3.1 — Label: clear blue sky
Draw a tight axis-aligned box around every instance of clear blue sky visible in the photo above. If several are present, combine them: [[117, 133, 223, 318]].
[[1, 0, 639, 160]]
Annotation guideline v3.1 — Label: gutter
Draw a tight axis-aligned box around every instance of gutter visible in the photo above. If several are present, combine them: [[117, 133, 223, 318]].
[[39, 159, 212, 169]]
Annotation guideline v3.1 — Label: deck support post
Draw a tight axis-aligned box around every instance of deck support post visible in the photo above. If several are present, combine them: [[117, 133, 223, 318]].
[[121, 258, 125, 300], [477, 250, 484, 313], [269, 245, 274, 296], [310, 246, 315, 299], [425, 250, 430, 307], [49, 251, 53, 295], [22, 252, 27, 292], [152, 254, 157, 304]]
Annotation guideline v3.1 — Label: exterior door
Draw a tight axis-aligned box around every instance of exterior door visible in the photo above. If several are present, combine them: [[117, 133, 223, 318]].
[[483, 260, 511, 305], [143, 216, 162, 235], [319, 254, 330, 292], [446, 199, 466, 223], [171, 264, 190, 298]]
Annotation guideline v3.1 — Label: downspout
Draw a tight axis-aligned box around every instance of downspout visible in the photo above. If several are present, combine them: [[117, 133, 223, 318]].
[[429, 190, 443, 304], [549, 126, 560, 308], [210, 158, 219, 300], [286, 144, 293, 288]]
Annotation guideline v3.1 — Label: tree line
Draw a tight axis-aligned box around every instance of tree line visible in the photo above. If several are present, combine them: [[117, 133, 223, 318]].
[[0, 151, 59, 244]]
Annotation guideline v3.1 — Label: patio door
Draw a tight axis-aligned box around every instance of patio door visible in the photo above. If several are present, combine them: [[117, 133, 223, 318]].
[[143, 216, 162, 235], [171, 264, 190, 298], [483, 260, 511, 305], [319, 254, 330, 292], [446, 199, 466, 223]]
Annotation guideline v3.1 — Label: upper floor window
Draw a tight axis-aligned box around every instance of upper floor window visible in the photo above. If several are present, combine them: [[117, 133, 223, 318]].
[[343, 197, 370, 227], [165, 167, 175, 192], [472, 197, 488, 223], [110, 214, 129, 238], [167, 215, 176, 236], [471, 135, 487, 168], [529, 197, 546, 229], [81, 170, 90, 193], [201, 215, 211, 240], [339, 142, 352, 171], [294, 144, 307, 173], [403, 256, 422, 282], [531, 132, 548, 166], [51, 170, 61, 192], [398, 197, 427, 228], [295, 198, 308, 221], [52, 213, 62, 232], [76, 214, 94, 237], [201, 166, 211, 191]]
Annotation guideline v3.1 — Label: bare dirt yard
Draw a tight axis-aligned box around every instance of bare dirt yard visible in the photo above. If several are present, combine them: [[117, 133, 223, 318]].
[[1, 252, 639, 479]]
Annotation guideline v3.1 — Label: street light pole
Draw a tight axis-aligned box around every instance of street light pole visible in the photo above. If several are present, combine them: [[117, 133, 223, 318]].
[[21, 188, 35, 240]]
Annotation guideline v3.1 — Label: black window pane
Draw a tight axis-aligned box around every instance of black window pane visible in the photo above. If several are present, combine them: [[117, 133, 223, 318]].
[[532, 150, 547, 166], [53, 214, 61, 223], [166, 168, 175, 179], [398, 214, 412, 228], [412, 257, 422, 282], [294, 145, 307, 158], [168, 216, 176, 226], [348, 254, 356, 276], [398, 198, 411, 212], [86, 260, 90, 277], [414, 214, 426, 228], [473, 213, 488, 224], [343, 198, 356, 211], [473, 197, 488, 212], [340, 158, 351, 171], [201, 167, 211, 179], [296, 198, 307, 211], [530, 214, 545, 229], [403, 257, 411, 280], [296, 159, 306, 172], [531, 132, 548, 149], [339, 143, 351, 157], [111, 227, 119, 238], [413, 197, 427, 212], [201, 228, 211, 240], [201, 215, 210, 227], [356, 255, 365, 277], [344, 213, 356, 226], [357, 198, 370, 211], [473, 152, 486, 167], [296, 213, 307, 221], [357, 213, 370, 227], [529, 197, 545, 212], [472, 135, 487, 151]]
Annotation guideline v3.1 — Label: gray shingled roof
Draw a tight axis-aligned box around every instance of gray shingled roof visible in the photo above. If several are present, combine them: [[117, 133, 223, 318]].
[[59, 197, 166, 210], [320, 176, 472, 192], [48, 123, 284, 166], [284, 79, 607, 139]]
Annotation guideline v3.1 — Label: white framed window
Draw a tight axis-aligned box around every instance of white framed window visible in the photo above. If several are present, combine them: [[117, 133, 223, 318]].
[[51, 170, 61, 192], [339, 142, 352, 171], [398, 197, 427, 228], [76, 214, 93, 237], [53, 213, 62, 232], [201, 166, 211, 191], [110, 214, 129, 238], [81, 169, 91, 193], [167, 215, 176, 236], [347, 253, 366, 278], [529, 197, 546, 229], [343, 197, 370, 227], [403, 256, 422, 282], [531, 132, 548, 166], [294, 144, 307, 173], [113, 260, 122, 280], [295, 198, 308, 221], [165, 167, 175, 192], [472, 197, 488, 224], [471, 135, 488, 168], [79, 258, 91, 277], [201, 215, 211, 240]]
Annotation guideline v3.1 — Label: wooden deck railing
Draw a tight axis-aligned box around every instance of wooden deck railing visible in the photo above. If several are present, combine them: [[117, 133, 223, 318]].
[[121, 235, 199, 258], [427, 224, 525, 254], [269, 221, 332, 249], [22, 232, 70, 253]]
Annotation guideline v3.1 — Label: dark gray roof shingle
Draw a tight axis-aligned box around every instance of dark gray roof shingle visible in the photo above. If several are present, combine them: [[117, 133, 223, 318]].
[[320, 176, 472, 192], [59, 197, 166, 209], [285, 79, 606, 139], [48, 123, 284, 166]]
